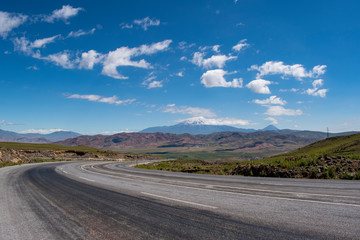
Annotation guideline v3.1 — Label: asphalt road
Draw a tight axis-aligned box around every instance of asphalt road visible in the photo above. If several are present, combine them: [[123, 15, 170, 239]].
[[0, 161, 359, 240]]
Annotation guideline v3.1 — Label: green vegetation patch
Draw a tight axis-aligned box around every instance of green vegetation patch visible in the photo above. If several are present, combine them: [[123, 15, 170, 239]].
[[136, 134, 360, 180]]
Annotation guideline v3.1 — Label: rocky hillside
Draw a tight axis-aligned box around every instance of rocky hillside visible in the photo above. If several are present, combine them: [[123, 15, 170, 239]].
[[56, 131, 319, 151], [0, 142, 158, 167], [137, 133, 360, 179]]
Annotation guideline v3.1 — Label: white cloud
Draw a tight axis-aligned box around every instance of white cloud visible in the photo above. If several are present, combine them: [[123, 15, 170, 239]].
[[312, 79, 323, 88], [20, 129, 68, 134], [279, 88, 299, 92], [232, 39, 249, 52], [67, 94, 135, 105], [176, 71, 184, 77], [212, 45, 220, 53], [265, 106, 303, 116], [191, 52, 236, 68], [147, 80, 163, 89], [43, 5, 83, 23], [78, 50, 104, 70], [253, 96, 287, 105], [201, 69, 243, 88], [311, 65, 327, 77], [31, 35, 60, 48], [101, 40, 172, 79], [67, 28, 95, 38], [0, 11, 27, 38], [26, 65, 38, 70], [265, 117, 278, 125], [305, 88, 328, 98], [13, 37, 32, 54], [45, 51, 75, 69], [13, 35, 60, 54], [203, 55, 237, 69], [179, 116, 250, 126], [0, 120, 15, 126], [120, 23, 133, 29], [178, 41, 195, 50], [133, 17, 160, 31], [138, 40, 172, 55], [249, 61, 327, 79], [305, 79, 328, 98], [246, 79, 272, 94], [191, 52, 204, 66], [164, 104, 216, 118]]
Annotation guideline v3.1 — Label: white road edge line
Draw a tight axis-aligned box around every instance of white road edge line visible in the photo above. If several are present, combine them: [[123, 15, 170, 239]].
[[77, 163, 360, 208], [79, 176, 95, 182], [141, 192, 218, 209], [89, 163, 360, 200]]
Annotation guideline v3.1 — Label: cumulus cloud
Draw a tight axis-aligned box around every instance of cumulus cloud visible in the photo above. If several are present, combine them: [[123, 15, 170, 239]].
[[43, 5, 83, 23], [147, 80, 163, 89], [201, 69, 243, 88], [101, 40, 172, 79], [246, 79, 272, 94], [212, 45, 220, 53], [67, 28, 95, 38], [265, 106, 303, 116], [305, 79, 328, 97], [191, 52, 236, 68], [133, 17, 160, 31], [67, 94, 135, 105], [232, 39, 249, 52], [44, 51, 75, 69], [249, 61, 327, 79], [78, 50, 104, 70], [253, 96, 287, 105], [0, 11, 27, 38], [164, 104, 216, 118], [265, 117, 278, 125], [311, 65, 327, 77], [179, 116, 250, 126], [14, 38, 171, 77]]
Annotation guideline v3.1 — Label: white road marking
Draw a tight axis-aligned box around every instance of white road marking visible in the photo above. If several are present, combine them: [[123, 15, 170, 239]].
[[76, 163, 360, 208], [141, 192, 217, 209], [79, 176, 95, 182], [89, 163, 360, 200]]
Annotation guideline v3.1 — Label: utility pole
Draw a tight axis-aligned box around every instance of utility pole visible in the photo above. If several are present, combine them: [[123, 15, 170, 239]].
[[327, 127, 329, 138]]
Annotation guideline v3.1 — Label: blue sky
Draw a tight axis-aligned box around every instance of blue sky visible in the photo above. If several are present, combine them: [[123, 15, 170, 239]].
[[0, 0, 359, 134]]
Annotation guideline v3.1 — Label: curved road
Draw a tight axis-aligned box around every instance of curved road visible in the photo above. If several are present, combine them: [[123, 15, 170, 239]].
[[0, 161, 359, 239]]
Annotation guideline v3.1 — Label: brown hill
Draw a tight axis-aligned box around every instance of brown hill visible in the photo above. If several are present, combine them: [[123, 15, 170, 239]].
[[56, 131, 320, 152]]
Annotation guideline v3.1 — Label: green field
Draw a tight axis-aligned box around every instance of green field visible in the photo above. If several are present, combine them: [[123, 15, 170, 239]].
[[136, 133, 360, 179]]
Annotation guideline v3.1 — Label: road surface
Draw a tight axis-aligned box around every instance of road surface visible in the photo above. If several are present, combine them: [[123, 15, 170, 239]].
[[0, 161, 359, 239]]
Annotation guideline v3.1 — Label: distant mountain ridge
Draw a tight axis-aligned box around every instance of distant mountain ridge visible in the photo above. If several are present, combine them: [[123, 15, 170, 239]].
[[140, 122, 279, 134], [0, 129, 81, 143], [56, 131, 314, 150]]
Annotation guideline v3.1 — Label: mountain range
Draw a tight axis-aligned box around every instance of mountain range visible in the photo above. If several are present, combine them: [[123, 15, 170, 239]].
[[140, 120, 277, 134], [0, 129, 81, 143]]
